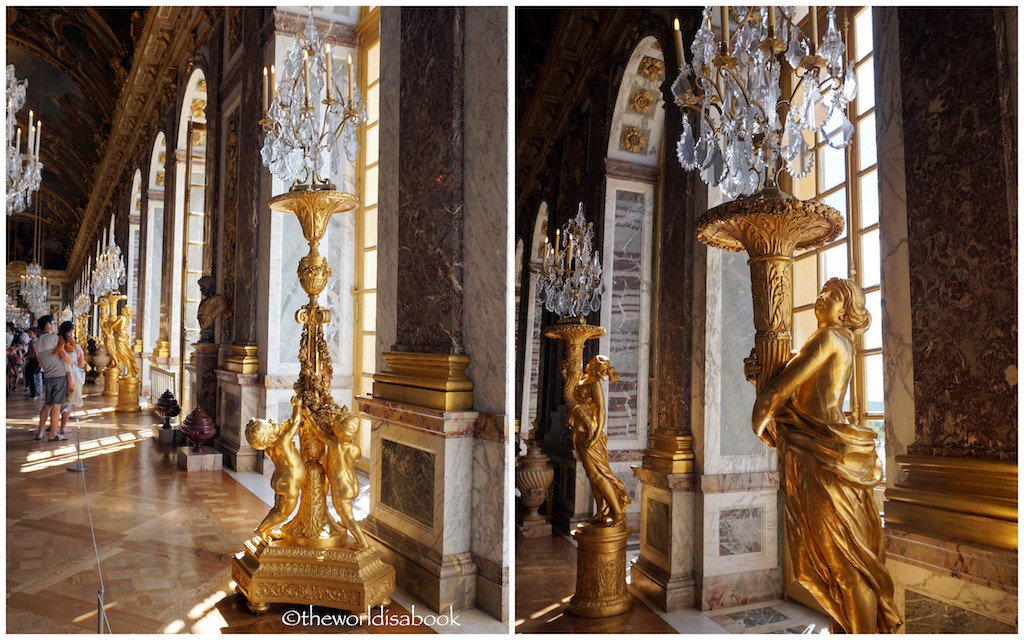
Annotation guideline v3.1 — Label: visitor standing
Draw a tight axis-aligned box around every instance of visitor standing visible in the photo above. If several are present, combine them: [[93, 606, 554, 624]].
[[55, 320, 86, 435], [35, 316, 68, 441], [23, 328, 40, 398]]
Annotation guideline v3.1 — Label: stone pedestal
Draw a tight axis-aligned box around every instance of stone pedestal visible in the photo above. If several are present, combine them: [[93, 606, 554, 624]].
[[232, 535, 396, 615], [214, 368, 263, 472], [359, 396, 479, 614], [630, 467, 696, 611], [176, 445, 223, 472], [569, 522, 633, 618]]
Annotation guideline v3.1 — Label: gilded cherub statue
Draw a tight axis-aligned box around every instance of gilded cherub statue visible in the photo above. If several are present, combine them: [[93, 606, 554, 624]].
[[245, 396, 308, 540], [111, 306, 138, 377], [101, 304, 118, 366], [306, 407, 370, 549], [565, 354, 630, 526], [197, 275, 231, 343], [748, 277, 901, 633]]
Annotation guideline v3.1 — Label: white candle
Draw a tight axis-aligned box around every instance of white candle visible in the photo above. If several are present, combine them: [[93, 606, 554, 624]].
[[811, 6, 819, 50], [35, 121, 40, 157], [325, 45, 332, 102], [15, 127, 20, 155], [303, 50, 311, 107], [262, 66, 268, 114], [270, 64, 276, 102], [673, 18, 686, 67], [27, 109, 33, 148], [347, 54, 354, 104]]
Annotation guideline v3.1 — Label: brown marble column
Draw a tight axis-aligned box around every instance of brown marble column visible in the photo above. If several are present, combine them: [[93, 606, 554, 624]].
[[878, 7, 1017, 633], [373, 7, 473, 411]]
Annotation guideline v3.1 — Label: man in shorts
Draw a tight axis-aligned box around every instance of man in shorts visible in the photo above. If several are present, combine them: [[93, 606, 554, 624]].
[[35, 315, 68, 441]]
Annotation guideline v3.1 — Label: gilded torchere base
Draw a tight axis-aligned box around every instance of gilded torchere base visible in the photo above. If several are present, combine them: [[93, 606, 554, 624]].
[[102, 366, 119, 397], [568, 522, 633, 618], [115, 375, 141, 412], [232, 535, 396, 615]]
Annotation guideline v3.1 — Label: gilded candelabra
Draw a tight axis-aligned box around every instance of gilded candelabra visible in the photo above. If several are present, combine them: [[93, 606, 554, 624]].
[[232, 188, 394, 615], [95, 294, 123, 397]]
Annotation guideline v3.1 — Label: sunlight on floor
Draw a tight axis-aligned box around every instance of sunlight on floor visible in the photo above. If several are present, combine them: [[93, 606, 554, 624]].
[[20, 441, 139, 473]]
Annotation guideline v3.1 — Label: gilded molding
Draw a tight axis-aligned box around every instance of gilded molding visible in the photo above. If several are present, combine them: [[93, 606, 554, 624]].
[[638, 56, 665, 81], [629, 88, 654, 114], [189, 97, 207, 118]]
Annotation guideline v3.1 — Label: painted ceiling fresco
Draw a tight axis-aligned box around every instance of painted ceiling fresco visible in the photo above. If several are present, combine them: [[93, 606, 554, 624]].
[[6, 7, 140, 270]]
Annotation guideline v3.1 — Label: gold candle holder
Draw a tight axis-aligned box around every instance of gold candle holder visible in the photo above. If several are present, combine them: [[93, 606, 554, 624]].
[[232, 188, 395, 615]]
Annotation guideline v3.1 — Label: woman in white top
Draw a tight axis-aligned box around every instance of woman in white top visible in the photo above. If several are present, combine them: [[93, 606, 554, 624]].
[[55, 321, 86, 432]]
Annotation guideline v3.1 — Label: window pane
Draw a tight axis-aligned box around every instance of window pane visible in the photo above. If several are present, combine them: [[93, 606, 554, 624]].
[[187, 215, 205, 242], [363, 248, 377, 289], [858, 112, 877, 170], [362, 335, 377, 374], [823, 188, 847, 241], [366, 123, 379, 164], [793, 308, 817, 349], [864, 289, 882, 350], [367, 83, 380, 124], [842, 380, 851, 413], [864, 353, 884, 414], [793, 171, 816, 201], [855, 8, 873, 61], [364, 166, 378, 206], [857, 58, 875, 114], [362, 292, 377, 332], [364, 206, 378, 247], [821, 243, 848, 281], [794, 255, 818, 308], [820, 143, 846, 191], [860, 228, 880, 288], [367, 42, 380, 81], [859, 170, 879, 227]]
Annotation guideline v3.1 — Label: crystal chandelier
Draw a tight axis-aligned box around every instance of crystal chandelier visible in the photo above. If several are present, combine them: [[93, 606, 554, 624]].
[[21, 262, 47, 318], [260, 10, 367, 190], [672, 6, 855, 198], [60, 305, 73, 322], [537, 204, 604, 320], [73, 290, 92, 317], [6, 65, 43, 215], [91, 242, 126, 299], [6, 294, 30, 327]]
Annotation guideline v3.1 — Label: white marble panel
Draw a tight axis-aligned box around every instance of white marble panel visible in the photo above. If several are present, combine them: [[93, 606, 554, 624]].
[[874, 7, 916, 483], [463, 6, 507, 416], [370, 417, 473, 558], [888, 559, 1017, 628], [471, 437, 506, 569], [641, 484, 696, 577], [701, 490, 778, 576]]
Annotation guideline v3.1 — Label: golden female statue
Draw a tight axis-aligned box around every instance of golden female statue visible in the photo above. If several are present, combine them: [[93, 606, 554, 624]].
[[245, 397, 308, 539], [111, 306, 138, 377], [307, 407, 370, 549], [565, 354, 630, 526], [750, 277, 901, 633]]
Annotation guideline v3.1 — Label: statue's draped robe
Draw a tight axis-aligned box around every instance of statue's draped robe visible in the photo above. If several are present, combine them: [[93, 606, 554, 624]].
[[776, 406, 901, 633]]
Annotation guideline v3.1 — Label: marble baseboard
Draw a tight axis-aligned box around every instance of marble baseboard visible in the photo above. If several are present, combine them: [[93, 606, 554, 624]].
[[155, 427, 184, 445], [696, 567, 783, 611], [214, 439, 261, 473], [700, 471, 778, 493], [364, 516, 477, 614], [176, 446, 223, 472], [884, 527, 1017, 594], [474, 568, 508, 622], [630, 554, 696, 611]]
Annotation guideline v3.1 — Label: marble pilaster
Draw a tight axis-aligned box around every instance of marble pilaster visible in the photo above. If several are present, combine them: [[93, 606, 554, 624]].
[[359, 396, 478, 614], [630, 468, 696, 611], [213, 369, 263, 472]]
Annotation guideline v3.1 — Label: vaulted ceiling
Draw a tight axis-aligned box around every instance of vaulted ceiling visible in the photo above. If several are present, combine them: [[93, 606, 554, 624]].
[[6, 6, 141, 271]]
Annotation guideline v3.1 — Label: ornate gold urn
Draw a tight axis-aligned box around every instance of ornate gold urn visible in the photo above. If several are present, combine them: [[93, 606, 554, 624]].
[[545, 321, 633, 618], [232, 189, 395, 615]]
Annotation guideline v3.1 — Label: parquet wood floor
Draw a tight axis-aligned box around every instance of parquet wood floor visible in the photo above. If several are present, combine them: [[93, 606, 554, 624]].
[[6, 388, 433, 634]]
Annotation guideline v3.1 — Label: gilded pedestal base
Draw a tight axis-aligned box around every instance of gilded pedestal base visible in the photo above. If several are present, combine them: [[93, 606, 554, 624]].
[[116, 375, 141, 412], [372, 352, 473, 411], [219, 343, 259, 374], [102, 366, 119, 397], [232, 535, 396, 615], [569, 522, 633, 618]]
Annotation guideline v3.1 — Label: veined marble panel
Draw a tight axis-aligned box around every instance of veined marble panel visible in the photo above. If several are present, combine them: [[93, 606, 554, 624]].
[[888, 559, 1017, 629], [874, 7, 916, 476], [698, 567, 783, 611], [645, 497, 670, 556], [471, 434, 506, 572], [701, 490, 778, 575], [905, 590, 1015, 634], [700, 245, 775, 475], [636, 479, 695, 577], [599, 178, 653, 452], [380, 439, 435, 527], [375, 7, 399, 375]]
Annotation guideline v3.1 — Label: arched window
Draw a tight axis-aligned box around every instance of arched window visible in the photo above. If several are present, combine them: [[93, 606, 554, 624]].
[[519, 203, 548, 434], [127, 170, 142, 338], [144, 132, 166, 366], [171, 69, 209, 407]]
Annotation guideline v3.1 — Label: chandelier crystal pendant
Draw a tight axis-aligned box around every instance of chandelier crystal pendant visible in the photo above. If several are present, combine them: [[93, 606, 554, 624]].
[[73, 290, 92, 317], [672, 6, 856, 199], [6, 294, 30, 328], [259, 10, 367, 191], [91, 242, 126, 299], [6, 65, 43, 216], [537, 204, 605, 321]]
